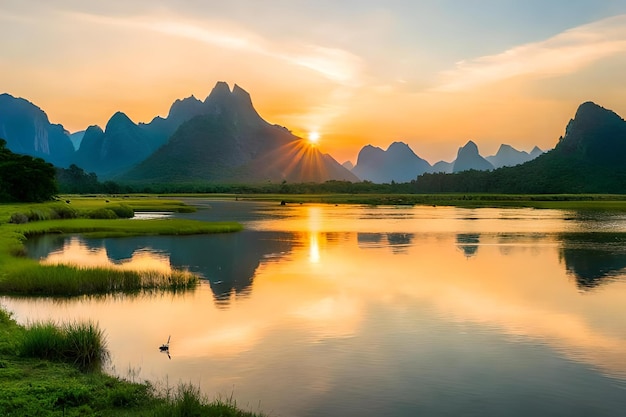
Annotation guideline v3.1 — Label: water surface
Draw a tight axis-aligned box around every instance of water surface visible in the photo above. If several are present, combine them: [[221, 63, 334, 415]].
[[4, 200, 626, 416]]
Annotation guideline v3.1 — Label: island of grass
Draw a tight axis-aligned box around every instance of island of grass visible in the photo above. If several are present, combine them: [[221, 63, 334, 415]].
[[0, 196, 242, 296]]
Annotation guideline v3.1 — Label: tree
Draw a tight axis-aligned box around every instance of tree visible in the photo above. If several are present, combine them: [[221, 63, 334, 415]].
[[0, 138, 58, 202]]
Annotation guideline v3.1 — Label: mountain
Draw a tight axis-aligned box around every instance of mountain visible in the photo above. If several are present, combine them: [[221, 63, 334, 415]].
[[74, 95, 209, 178], [429, 160, 453, 174], [351, 142, 431, 183], [120, 82, 358, 184], [342, 160, 354, 171], [529, 146, 544, 159], [555, 101, 626, 163], [452, 140, 494, 173], [416, 102, 626, 193], [139, 95, 206, 146], [74, 112, 157, 177], [486, 144, 543, 168], [0, 93, 75, 167]]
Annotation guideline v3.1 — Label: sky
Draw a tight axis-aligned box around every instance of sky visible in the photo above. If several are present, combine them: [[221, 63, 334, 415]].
[[2, 0, 626, 164]]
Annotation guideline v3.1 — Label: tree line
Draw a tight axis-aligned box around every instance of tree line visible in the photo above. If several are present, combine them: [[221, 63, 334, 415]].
[[0, 139, 57, 202]]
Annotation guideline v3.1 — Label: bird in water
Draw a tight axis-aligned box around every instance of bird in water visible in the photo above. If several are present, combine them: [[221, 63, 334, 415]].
[[159, 335, 171, 359]]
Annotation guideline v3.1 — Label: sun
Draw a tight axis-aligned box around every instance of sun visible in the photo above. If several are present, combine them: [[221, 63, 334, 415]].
[[308, 131, 320, 144]]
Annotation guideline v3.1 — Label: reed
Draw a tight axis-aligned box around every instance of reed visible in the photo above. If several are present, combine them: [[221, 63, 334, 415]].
[[0, 264, 198, 296], [21, 320, 109, 371]]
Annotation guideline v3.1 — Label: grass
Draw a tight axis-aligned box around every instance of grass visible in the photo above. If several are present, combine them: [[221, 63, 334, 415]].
[[0, 197, 243, 297], [21, 320, 109, 371], [0, 264, 199, 296], [153, 383, 262, 417], [13, 217, 243, 238], [0, 306, 266, 416], [0, 195, 198, 225]]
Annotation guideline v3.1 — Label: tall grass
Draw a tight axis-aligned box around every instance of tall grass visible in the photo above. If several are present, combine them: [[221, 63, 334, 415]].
[[0, 264, 198, 296], [154, 383, 265, 417], [21, 320, 109, 371]]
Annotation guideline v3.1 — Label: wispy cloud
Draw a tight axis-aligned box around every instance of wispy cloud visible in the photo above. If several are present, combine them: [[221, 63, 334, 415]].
[[63, 11, 364, 87], [433, 14, 626, 92]]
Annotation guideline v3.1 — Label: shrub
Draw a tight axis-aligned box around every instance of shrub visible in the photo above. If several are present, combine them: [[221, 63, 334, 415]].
[[108, 204, 134, 219], [21, 320, 109, 371], [86, 208, 117, 219], [51, 204, 78, 219], [26, 209, 47, 222], [21, 322, 64, 361], [9, 212, 29, 224], [63, 321, 109, 371]]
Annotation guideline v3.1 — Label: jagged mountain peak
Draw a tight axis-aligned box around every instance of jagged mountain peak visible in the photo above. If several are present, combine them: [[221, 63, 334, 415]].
[[361, 144, 384, 154], [205, 81, 232, 102], [0, 93, 50, 123], [530, 146, 543, 157], [557, 101, 626, 163], [232, 83, 250, 98], [387, 141, 413, 153], [201, 81, 265, 126], [496, 144, 515, 153], [453, 140, 493, 173], [352, 141, 430, 183], [105, 112, 136, 132], [574, 101, 621, 122], [167, 95, 203, 119], [459, 140, 479, 154], [84, 124, 104, 136]]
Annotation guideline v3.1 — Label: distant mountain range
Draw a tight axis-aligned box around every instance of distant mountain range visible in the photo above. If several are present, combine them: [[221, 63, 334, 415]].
[[1, 86, 623, 192], [415, 101, 626, 193], [0, 84, 357, 183], [350, 139, 543, 183]]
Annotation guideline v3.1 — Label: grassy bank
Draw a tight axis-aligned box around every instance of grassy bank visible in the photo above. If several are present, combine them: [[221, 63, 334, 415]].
[[185, 192, 626, 210], [0, 197, 242, 296], [0, 307, 265, 416]]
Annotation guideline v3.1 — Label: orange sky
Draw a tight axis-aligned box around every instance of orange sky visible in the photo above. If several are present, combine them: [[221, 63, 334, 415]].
[[2, 2, 626, 164]]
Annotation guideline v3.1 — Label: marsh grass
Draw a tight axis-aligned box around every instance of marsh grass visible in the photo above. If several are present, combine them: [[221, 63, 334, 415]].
[[154, 383, 264, 417], [22, 320, 109, 371], [0, 198, 241, 297], [14, 218, 243, 238], [0, 264, 198, 296]]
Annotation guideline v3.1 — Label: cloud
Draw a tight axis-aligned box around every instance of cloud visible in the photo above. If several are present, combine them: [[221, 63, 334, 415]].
[[433, 14, 626, 92], [63, 10, 364, 86]]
